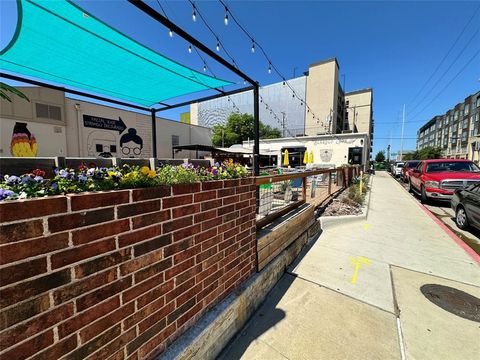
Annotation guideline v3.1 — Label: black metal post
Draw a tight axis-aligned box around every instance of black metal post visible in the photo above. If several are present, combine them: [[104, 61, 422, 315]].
[[128, 0, 256, 86], [253, 85, 260, 176], [151, 108, 157, 158]]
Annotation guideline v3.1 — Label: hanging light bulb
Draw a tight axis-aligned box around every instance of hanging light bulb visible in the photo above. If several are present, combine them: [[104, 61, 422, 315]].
[[268, 62, 272, 74], [282, 81, 286, 86], [192, 6, 196, 22], [216, 39, 220, 52], [188, 45, 192, 53], [224, 9, 229, 25], [169, 29, 173, 38], [292, 93, 295, 98], [203, 64, 207, 72], [251, 40, 255, 53]]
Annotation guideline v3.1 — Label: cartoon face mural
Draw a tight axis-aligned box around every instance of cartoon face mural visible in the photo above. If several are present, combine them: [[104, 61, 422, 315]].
[[11, 122, 38, 157], [120, 128, 143, 157], [86, 131, 117, 158]]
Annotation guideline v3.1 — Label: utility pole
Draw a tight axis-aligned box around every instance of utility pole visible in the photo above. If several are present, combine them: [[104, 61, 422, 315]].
[[400, 104, 405, 161], [281, 112, 286, 138], [222, 128, 224, 148]]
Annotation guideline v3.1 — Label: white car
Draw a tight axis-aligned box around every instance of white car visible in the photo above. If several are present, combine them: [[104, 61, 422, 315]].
[[392, 162, 404, 177]]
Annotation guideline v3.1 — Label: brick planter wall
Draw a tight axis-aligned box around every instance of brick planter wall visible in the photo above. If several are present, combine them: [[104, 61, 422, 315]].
[[0, 178, 256, 360]]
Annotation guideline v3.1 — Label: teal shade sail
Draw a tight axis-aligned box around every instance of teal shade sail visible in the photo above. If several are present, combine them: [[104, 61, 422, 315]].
[[0, 0, 233, 107]]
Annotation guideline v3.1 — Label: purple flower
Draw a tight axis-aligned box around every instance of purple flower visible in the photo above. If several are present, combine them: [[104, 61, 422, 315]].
[[4, 175, 20, 185], [34, 176, 44, 183], [213, 169, 218, 176], [78, 174, 88, 182], [0, 188, 15, 200], [21, 175, 35, 184], [51, 182, 59, 192], [59, 169, 68, 178]]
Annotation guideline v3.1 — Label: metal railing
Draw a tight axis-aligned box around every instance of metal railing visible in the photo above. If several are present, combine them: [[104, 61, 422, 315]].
[[255, 165, 361, 229]]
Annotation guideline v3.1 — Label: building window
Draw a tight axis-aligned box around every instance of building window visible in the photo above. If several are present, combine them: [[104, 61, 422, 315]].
[[35, 103, 62, 121], [110, 145, 117, 153], [476, 97, 480, 108], [464, 104, 469, 115], [172, 135, 179, 147]]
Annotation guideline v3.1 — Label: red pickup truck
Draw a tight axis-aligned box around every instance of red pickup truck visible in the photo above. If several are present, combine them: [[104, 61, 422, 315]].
[[408, 159, 480, 203]]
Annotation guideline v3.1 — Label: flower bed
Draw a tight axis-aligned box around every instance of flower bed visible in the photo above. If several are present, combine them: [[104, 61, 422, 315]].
[[0, 160, 248, 201]]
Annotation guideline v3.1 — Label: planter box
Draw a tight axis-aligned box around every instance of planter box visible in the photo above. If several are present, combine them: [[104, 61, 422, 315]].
[[0, 178, 257, 360]]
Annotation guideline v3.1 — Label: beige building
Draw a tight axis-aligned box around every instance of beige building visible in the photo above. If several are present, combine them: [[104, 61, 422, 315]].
[[305, 58, 343, 135], [190, 57, 374, 167], [1, 86, 212, 159], [344, 88, 374, 159]]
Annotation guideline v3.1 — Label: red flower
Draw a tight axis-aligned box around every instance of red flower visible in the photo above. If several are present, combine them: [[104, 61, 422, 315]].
[[32, 169, 46, 177], [78, 164, 88, 172]]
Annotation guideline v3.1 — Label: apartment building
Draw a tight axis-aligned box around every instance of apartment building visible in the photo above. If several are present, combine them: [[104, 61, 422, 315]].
[[416, 91, 480, 162]]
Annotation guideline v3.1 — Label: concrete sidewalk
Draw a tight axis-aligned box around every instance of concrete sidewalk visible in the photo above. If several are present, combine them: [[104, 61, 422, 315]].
[[219, 172, 480, 360]]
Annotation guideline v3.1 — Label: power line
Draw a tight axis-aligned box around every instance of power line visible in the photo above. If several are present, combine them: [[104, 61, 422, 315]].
[[407, 26, 480, 116], [409, 47, 480, 120], [406, 5, 480, 109]]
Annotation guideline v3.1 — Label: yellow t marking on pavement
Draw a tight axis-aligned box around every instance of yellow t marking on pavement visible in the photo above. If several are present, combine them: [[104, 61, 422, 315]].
[[350, 256, 372, 284], [363, 223, 370, 231]]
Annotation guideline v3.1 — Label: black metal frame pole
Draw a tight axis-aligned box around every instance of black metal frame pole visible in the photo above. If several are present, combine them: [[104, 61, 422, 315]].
[[253, 85, 260, 176], [128, 0, 256, 87], [150, 109, 157, 158]]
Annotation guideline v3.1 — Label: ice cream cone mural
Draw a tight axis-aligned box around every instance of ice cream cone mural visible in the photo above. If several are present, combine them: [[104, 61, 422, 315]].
[[11, 122, 38, 157]]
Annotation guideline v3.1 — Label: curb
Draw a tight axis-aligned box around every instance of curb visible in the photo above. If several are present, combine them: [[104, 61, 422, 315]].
[[320, 175, 373, 230], [392, 175, 480, 266]]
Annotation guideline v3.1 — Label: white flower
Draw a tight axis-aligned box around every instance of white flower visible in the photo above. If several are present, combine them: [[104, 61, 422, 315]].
[[19, 192, 28, 199]]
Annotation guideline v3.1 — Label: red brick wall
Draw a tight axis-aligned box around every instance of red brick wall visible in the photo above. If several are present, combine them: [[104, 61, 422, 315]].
[[0, 178, 257, 360]]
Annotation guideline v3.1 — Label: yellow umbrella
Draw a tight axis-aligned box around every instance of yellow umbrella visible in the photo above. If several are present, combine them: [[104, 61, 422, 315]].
[[303, 150, 308, 164], [309, 150, 314, 164], [283, 149, 289, 166]]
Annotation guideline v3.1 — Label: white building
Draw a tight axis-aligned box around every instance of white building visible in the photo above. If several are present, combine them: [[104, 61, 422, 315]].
[[241, 133, 369, 170], [1, 86, 212, 159]]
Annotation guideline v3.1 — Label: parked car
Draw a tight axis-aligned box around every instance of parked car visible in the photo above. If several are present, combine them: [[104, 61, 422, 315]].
[[409, 159, 480, 203], [451, 183, 480, 231], [402, 160, 420, 183], [392, 162, 404, 178]]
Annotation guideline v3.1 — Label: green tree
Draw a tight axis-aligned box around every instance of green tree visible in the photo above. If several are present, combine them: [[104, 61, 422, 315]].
[[375, 150, 386, 163], [212, 113, 281, 147], [402, 147, 443, 160]]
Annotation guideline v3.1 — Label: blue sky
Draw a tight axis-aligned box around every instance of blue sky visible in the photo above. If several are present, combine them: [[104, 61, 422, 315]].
[[1, 0, 479, 155]]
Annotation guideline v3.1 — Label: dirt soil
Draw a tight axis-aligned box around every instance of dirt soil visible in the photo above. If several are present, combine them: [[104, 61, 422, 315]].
[[323, 190, 363, 216]]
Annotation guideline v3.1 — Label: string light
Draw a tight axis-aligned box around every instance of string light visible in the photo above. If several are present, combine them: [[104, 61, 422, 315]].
[[251, 39, 255, 53], [224, 8, 229, 25], [192, 5, 197, 21], [169, 29, 173, 38], [268, 62, 272, 74], [216, 38, 220, 51], [188, 45, 192, 53], [203, 63, 207, 72]]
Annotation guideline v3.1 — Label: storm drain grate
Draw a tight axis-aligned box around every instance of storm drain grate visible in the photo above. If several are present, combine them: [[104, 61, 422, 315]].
[[420, 284, 480, 323]]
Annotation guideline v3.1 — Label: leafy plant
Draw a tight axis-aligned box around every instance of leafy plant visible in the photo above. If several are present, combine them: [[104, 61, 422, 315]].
[[0, 161, 249, 201], [0, 82, 29, 103]]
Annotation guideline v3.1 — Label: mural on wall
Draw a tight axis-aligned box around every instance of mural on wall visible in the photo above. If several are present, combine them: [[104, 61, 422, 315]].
[[10, 122, 38, 157], [87, 130, 117, 157], [83, 114, 144, 158], [120, 128, 143, 157], [320, 149, 333, 162]]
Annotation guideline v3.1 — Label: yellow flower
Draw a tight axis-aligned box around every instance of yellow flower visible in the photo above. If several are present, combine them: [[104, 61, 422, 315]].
[[147, 170, 156, 178], [140, 166, 150, 175], [108, 171, 116, 177]]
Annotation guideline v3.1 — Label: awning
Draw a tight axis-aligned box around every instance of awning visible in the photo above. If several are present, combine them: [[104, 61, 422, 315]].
[[0, 0, 233, 107]]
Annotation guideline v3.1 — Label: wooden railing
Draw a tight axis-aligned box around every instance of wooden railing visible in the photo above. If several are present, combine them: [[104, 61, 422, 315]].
[[255, 165, 361, 229]]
